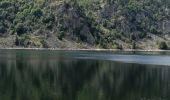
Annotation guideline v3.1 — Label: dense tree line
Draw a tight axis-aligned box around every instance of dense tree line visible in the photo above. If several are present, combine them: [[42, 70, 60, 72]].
[[0, 0, 169, 49]]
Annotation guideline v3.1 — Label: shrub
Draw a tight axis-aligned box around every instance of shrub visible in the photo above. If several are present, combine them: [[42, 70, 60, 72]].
[[0, 1, 11, 9], [15, 23, 27, 36], [139, 32, 146, 39], [158, 41, 168, 50], [15, 35, 32, 47], [41, 40, 49, 48], [130, 34, 136, 41], [0, 26, 6, 34], [116, 44, 123, 50], [132, 41, 136, 49], [31, 8, 43, 18], [42, 14, 55, 23], [58, 31, 65, 40]]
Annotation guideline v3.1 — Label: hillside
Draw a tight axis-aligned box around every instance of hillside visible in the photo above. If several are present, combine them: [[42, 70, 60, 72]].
[[0, 0, 170, 49]]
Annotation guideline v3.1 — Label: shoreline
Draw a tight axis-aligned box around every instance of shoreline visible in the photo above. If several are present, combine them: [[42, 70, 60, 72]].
[[0, 48, 169, 52]]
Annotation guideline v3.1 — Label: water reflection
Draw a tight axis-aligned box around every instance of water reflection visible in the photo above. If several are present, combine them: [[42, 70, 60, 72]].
[[0, 50, 170, 100]]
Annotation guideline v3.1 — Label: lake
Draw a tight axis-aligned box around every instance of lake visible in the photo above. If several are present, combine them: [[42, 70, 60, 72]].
[[0, 50, 170, 100]]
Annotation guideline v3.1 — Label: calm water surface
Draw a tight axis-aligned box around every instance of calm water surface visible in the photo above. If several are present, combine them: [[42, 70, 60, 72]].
[[0, 50, 170, 100]]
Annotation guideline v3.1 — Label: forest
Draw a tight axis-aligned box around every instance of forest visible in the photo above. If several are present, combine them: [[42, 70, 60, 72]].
[[0, 0, 170, 49]]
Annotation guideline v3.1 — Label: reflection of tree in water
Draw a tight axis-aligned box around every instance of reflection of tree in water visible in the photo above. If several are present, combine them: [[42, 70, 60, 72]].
[[77, 62, 170, 100], [0, 52, 170, 100], [0, 54, 99, 100]]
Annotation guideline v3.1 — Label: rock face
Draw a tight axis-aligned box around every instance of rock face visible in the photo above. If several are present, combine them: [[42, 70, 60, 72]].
[[56, 3, 97, 45], [80, 26, 95, 44]]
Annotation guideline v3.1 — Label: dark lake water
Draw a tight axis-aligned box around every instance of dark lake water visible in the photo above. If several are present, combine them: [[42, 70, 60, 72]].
[[0, 50, 170, 100]]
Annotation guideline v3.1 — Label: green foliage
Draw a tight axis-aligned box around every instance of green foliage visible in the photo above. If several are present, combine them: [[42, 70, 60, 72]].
[[15, 35, 31, 47], [41, 39, 48, 48], [42, 14, 55, 24], [132, 41, 136, 49], [0, 26, 6, 34], [31, 8, 43, 18], [0, 0, 169, 48], [130, 34, 136, 41], [0, 1, 12, 9], [158, 41, 168, 50], [58, 31, 65, 40], [15, 23, 27, 36]]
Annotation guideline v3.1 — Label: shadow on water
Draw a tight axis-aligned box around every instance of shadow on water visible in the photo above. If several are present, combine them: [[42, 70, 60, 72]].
[[0, 50, 170, 100]]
